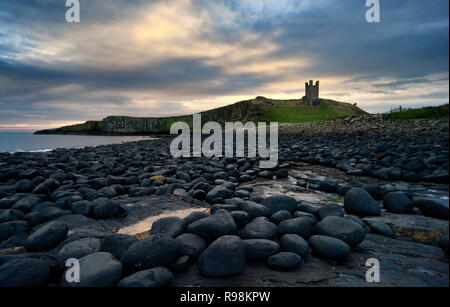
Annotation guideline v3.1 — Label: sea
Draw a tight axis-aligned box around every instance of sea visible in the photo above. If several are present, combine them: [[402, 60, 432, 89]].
[[0, 132, 153, 153]]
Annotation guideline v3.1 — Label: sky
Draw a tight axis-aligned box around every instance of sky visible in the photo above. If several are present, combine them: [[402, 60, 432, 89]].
[[0, 0, 448, 131]]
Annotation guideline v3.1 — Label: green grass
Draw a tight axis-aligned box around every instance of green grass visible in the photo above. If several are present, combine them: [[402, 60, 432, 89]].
[[386, 104, 449, 120], [324, 197, 344, 203], [256, 105, 355, 123]]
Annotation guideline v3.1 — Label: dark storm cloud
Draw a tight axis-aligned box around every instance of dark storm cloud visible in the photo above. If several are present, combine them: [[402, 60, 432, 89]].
[[0, 0, 448, 129], [0, 56, 271, 105], [373, 77, 449, 90]]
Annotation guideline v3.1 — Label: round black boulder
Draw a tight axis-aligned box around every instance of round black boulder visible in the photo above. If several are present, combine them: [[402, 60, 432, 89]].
[[344, 188, 381, 216], [369, 221, 395, 237], [270, 210, 292, 224], [183, 211, 210, 225], [121, 235, 178, 270], [101, 234, 139, 259], [278, 217, 315, 238], [24, 221, 68, 252], [198, 235, 245, 277], [61, 252, 122, 287], [58, 237, 102, 264], [382, 192, 413, 214], [243, 239, 280, 261], [413, 197, 449, 220], [150, 216, 187, 238], [308, 235, 351, 261], [117, 267, 173, 287], [261, 196, 298, 214], [316, 204, 344, 220], [187, 209, 237, 241], [230, 211, 251, 228], [0, 258, 51, 287], [175, 233, 206, 258], [240, 201, 270, 218], [238, 220, 278, 240], [280, 234, 310, 259], [266, 252, 301, 270], [316, 216, 365, 247]]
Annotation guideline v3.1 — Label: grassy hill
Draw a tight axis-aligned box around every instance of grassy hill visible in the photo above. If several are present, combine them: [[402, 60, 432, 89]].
[[385, 104, 449, 120], [35, 96, 367, 135]]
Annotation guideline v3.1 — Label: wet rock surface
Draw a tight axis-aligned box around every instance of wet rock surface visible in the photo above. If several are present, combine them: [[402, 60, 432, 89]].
[[0, 117, 448, 287]]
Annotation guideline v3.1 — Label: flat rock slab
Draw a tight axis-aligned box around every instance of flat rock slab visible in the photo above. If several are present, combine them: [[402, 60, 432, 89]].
[[114, 195, 207, 235], [363, 212, 449, 245]]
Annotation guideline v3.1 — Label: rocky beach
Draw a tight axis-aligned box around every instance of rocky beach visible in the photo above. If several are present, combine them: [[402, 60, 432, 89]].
[[0, 115, 448, 287]]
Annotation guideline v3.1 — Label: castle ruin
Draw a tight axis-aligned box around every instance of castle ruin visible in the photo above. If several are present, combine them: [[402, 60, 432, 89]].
[[305, 80, 319, 105]]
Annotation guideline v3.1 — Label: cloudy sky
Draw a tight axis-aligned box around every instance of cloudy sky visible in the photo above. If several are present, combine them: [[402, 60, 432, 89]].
[[0, 0, 448, 131]]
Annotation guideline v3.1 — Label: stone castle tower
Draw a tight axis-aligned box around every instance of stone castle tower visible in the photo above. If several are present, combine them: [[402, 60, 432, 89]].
[[305, 80, 319, 105]]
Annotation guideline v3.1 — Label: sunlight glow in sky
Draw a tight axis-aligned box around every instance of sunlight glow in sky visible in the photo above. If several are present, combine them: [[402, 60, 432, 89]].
[[0, 0, 448, 130]]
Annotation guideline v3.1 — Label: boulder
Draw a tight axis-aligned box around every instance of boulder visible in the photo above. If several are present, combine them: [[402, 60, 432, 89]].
[[261, 196, 298, 214], [70, 200, 93, 216], [12, 196, 41, 213], [187, 209, 237, 241], [270, 210, 292, 224], [266, 252, 301, 270], [238, 220, 278, 240], [61, 252, 122, 287], [0, 209, 24, 223], [308, 235, 351, 261], [121, 235, 178, 270], [183, 211, 210, 225], [297, 203, 318, 215], [316, 204, 344, 220], [240, 201, 270, 218], [382, 192, 413, 214], [170, 255, 191, 273], [211, 204, 240, 214], [117, 267, 173, 287], [276, 169, 289, 178], [150, 216, 186, 238], [58, 238, 102, 264], [230, 211, 251, 228], [344, 188, 381, 216], [280, 234, 310, 259], [175, 233, 206, 258], [413, 197, 449, 220], [316, 216, 365, 247], [92, 200, 120, 219], [278, 217, 315, 238], [243, 239, 280, 261], [24, 222, 68, 251], [206, 185, 233, 204], [0, 221, 29, 241], [369, 221, 395, 237], [101, 234, 138, 259], [198, 235, 245, 277], [362, 184, 384, 200], [0, 258, 51, 287]]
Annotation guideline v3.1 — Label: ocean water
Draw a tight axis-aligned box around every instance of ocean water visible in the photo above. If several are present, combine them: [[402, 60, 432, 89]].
[[0, 132, 153, 153]]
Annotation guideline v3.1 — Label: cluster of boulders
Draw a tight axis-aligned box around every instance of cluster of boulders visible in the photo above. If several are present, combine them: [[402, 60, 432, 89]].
[[0, 194, 370, 287], [0, 127, 448, 287], [1, 185, 447, 287], [282, 131, 449, 183]]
